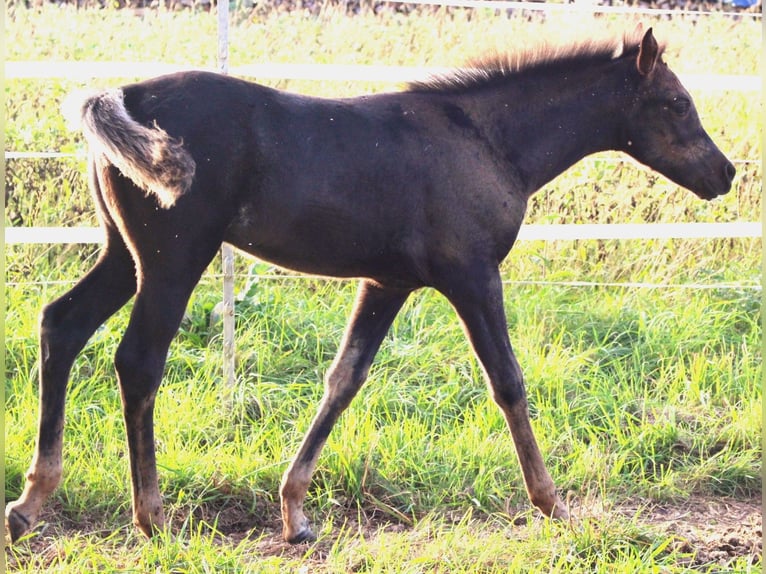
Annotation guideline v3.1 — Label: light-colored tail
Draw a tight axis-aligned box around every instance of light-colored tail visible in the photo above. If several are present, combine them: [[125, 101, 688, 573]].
[[65, 89, 195, 208]]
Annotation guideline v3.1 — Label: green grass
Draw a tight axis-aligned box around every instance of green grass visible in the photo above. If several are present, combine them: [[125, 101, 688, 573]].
[[4, 4, 762, 573]]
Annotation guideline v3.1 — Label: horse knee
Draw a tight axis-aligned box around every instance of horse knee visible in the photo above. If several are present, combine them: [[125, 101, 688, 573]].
[[487, 372, 527, 411]]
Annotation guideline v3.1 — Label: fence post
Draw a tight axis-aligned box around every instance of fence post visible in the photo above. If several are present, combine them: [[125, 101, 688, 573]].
[[218, 0, 236, 388]]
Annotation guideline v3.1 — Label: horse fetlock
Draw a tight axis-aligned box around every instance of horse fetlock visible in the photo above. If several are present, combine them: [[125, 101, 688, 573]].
[[27, 461, 63, 492], [280, 485, 315, 544]]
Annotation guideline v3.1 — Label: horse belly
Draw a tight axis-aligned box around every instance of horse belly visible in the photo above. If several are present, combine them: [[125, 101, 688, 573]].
[[223, 202, 423, 284]]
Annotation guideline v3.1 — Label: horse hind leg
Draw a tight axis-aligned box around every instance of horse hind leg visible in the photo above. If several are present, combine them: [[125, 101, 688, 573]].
[[280, 280, 410, 543], [113, 237, 222, 538], [113, 281, 196, 537], [5, 235, 136, 542]]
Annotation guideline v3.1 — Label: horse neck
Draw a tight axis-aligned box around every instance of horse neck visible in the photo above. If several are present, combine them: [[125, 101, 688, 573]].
[[476, 61, 629, 196]]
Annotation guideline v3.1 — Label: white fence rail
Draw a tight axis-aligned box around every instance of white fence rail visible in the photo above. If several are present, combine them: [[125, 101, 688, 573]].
[[386, 0, 762, 17], [5, 61, 762, 92], [5, 223, 762, 245]]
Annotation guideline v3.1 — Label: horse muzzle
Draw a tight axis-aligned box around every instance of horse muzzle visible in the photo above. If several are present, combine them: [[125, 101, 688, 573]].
[[692, 158, 736, 201]]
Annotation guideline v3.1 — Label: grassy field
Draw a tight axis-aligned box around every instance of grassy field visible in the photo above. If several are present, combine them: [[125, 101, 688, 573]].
[[4, 4, 762, 572]]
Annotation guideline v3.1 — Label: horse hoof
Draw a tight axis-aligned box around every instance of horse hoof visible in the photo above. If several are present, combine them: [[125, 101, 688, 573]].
[[285, 525, 316, 545], [549, 499, 570, 521], [6, 507, 32, 543]]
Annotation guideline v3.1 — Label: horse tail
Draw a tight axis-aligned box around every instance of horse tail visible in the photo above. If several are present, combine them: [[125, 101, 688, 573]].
[[66, 89, 196, 208]]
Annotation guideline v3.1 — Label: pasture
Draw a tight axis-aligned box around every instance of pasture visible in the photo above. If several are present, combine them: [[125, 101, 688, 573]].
[[4, 4, 762, 572]]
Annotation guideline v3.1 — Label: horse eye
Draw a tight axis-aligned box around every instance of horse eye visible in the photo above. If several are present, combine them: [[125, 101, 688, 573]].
[[670, 97, 690, 116]]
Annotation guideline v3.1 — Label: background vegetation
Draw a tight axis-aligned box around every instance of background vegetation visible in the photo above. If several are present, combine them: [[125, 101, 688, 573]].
[[4, 4, 761, 572]]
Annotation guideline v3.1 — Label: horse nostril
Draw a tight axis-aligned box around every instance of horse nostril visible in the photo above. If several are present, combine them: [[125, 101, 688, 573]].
[[724, 161, 736, 183]]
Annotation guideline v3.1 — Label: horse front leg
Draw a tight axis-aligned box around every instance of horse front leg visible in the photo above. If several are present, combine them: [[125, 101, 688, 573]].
[[280, 280, 410, 543], [6, 243, 136, 542], [441, 266, 569, 521]]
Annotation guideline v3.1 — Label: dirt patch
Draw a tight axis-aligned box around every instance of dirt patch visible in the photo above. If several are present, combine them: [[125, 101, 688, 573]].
[[613, 495, 762, 568], [6, 495, 761, 570], [221, 495, 763, 568], [168, 494, 766, 568]]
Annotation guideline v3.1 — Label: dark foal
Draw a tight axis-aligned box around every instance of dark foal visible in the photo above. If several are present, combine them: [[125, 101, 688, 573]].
[[6, 28, 734, 544]]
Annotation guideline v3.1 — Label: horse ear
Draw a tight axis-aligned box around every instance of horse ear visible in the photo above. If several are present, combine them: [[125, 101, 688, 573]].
[[636, 27, 659, 76]]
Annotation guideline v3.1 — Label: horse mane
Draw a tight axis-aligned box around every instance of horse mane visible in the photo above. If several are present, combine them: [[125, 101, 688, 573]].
[[408, 30, 665, 93]]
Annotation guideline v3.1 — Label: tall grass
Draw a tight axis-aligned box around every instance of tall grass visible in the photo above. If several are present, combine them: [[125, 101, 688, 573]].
[[4, 4, 761, 572]]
